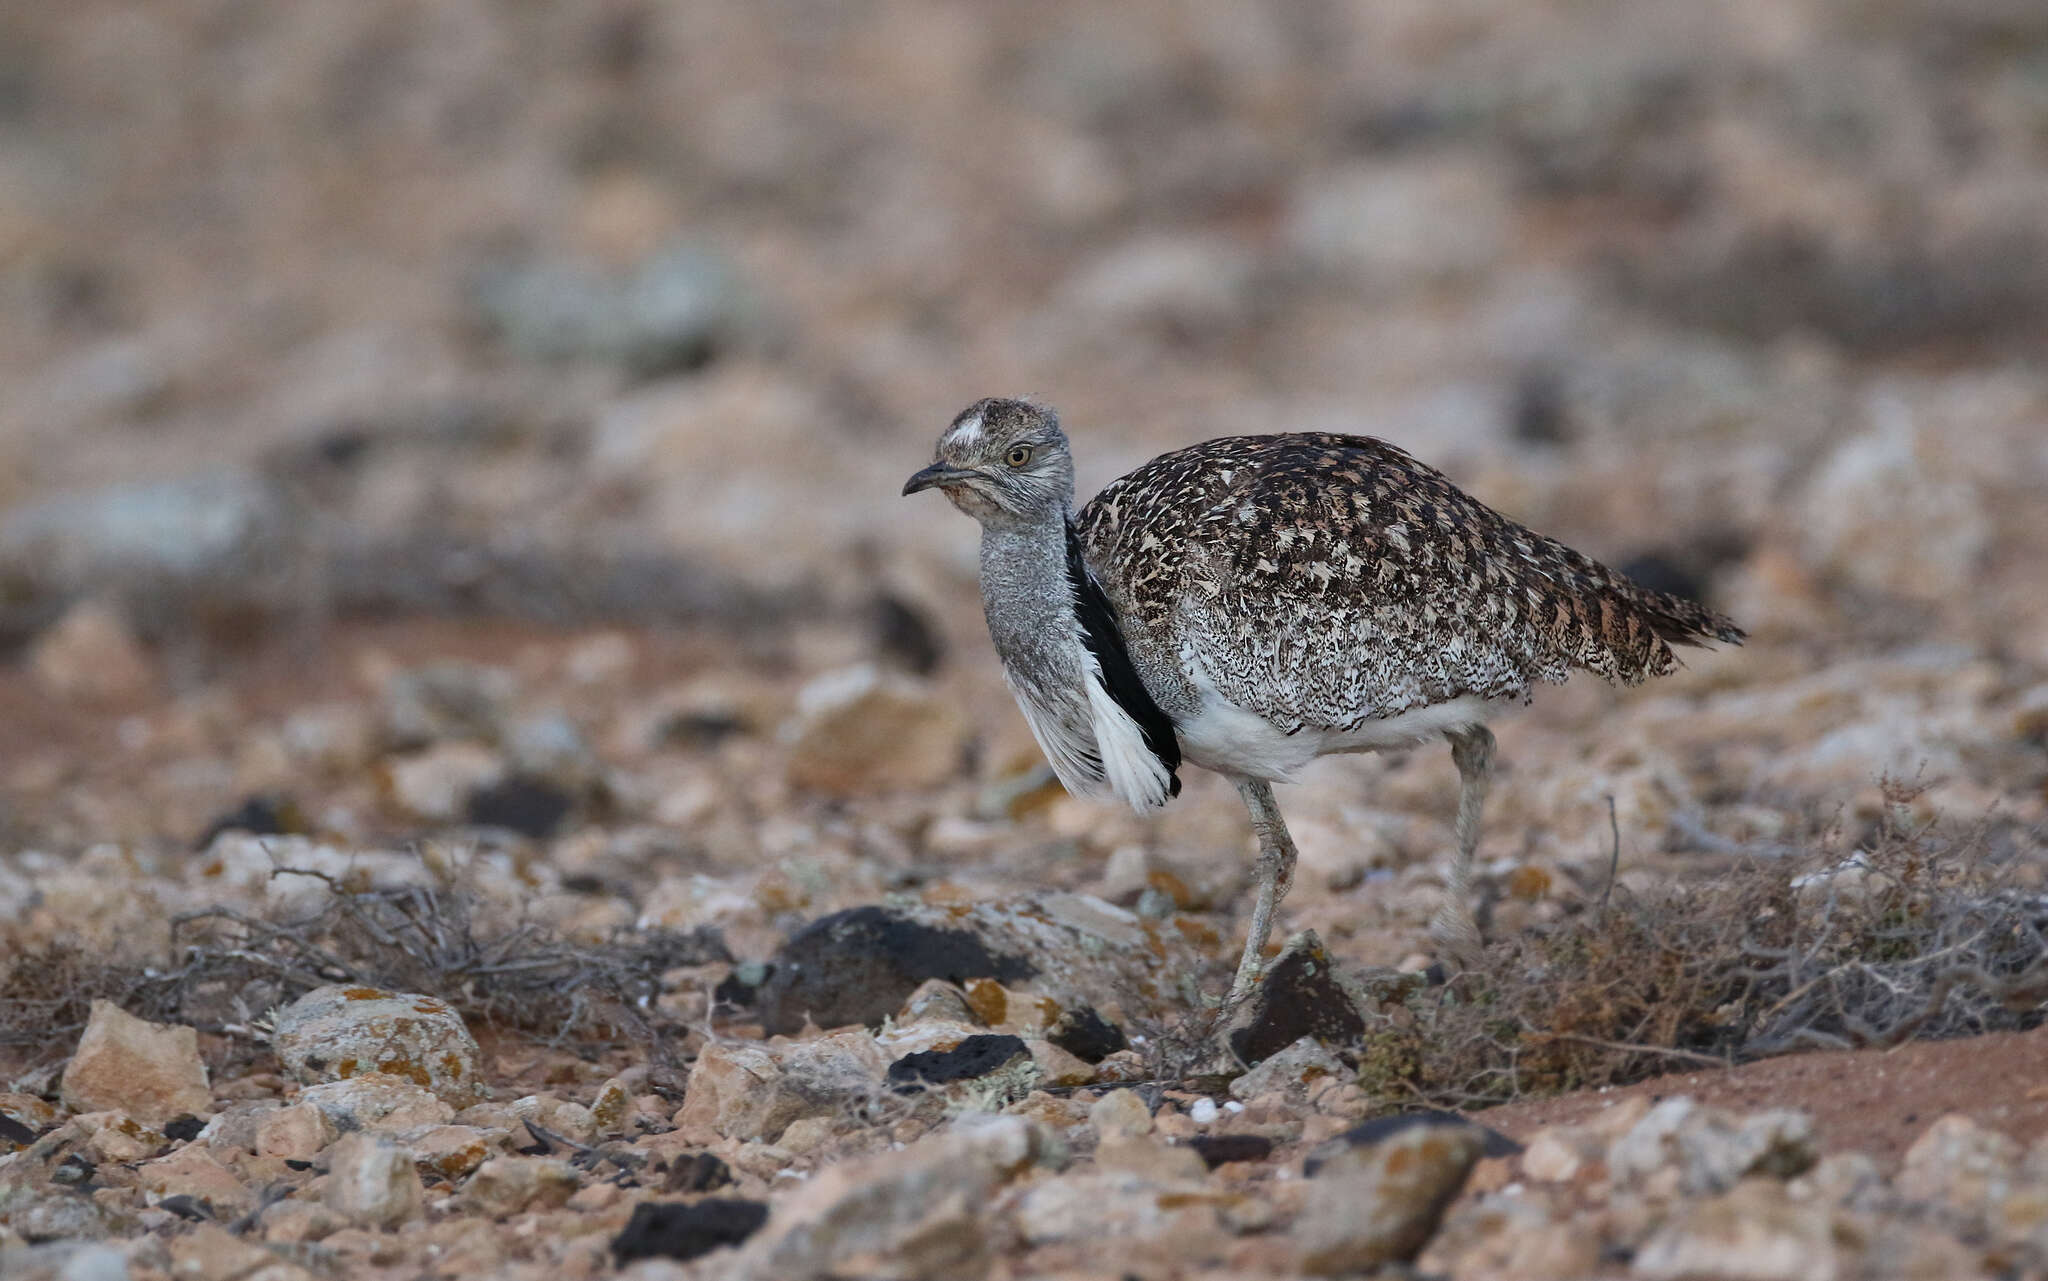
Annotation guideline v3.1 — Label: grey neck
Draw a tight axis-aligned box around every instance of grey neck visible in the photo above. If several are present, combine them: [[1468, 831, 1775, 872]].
[[977, 513, 1086, 692]]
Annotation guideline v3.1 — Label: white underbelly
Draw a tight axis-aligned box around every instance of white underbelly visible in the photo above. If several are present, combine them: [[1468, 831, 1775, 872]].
[[1175, 671, 1495, 782]]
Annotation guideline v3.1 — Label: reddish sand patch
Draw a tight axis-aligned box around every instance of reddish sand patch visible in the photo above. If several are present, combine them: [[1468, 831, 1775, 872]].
[[1479, 1024, 2048, 1171]]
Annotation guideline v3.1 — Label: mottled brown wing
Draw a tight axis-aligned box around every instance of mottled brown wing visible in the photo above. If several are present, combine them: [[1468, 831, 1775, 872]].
[[1080, 433, 1741, 734]]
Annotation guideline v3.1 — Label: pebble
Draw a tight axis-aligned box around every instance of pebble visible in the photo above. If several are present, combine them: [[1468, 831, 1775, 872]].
[[325, 1133, 424, 1229], [60, 1002, 211, 1127]]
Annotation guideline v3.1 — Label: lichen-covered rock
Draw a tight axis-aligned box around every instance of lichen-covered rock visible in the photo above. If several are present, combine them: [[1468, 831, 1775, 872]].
[[397, 1124, 504, 1184], [271, 985, 483, 1108], [1295, 1113, 1487, 1274], [60, 1001, 211, 1127]]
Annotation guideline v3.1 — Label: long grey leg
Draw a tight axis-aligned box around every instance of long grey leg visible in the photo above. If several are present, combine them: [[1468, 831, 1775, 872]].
[[1227, 779, 1298, 1004], [1429, 724, 1495, 970]]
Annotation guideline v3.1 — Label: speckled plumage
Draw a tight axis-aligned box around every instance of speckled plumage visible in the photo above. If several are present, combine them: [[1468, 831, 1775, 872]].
[[905, 399, 1743, 1000], [1077, 432, 1744, 737]]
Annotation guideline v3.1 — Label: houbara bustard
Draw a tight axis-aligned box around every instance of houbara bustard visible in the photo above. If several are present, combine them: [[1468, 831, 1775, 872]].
[[905, 397, 1743, 1003]]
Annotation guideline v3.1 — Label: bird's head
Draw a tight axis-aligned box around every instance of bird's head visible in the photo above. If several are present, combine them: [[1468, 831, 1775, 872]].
[[902, 397, 1074, 525]]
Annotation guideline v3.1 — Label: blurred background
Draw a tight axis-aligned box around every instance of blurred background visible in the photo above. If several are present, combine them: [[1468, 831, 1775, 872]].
[[0, 0, 2044, 963]]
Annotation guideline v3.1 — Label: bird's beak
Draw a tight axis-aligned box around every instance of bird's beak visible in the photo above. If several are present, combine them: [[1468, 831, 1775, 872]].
[[902, 463, 978, 496]]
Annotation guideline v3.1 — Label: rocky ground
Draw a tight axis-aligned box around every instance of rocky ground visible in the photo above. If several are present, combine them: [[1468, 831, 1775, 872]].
[[3, 0, 2048, 1277]]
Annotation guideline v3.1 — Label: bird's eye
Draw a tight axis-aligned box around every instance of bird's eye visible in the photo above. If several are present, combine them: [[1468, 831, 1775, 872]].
[[1006, 444, 1033, 467]]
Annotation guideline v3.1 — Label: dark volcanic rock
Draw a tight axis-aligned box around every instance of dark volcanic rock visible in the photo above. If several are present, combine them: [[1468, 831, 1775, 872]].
[[664, 1151, 735, 1194], [465, 774, 574, 838], [757, 906, 1036, 1035], [1046, 1004, 1127, 1064], [886, 1035, 1032, 1093], [1187, 1134, 1274, 1169], [1227, 930, 1369, 1067], [1305, 1110, 1522, 1176], [612, 1197, 770, 1264], [754, 895, 1207, 1038]]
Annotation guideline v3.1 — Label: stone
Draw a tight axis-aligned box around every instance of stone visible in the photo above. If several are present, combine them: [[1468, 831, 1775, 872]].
[[613, 1198, 770, 1266], [137, 1144, 253, 1216], [465, 241, 746, 377], [1186, 1134, 1274, 1169], [296, 1075, 455, 1134], [27, 600, 157, 705], [270, 985, 483, 1108], [61, 1002, 211, 1127], [1896, 1113, 2022, 1221], [756, 895, 1199, 1038], [71, 1113, 165, 1164], [324, 1133, 423, 1229], [1228, 1035, 1350, 1104], [1022, 1040, 1093, 1088], [509, 1094, 597, 1146], [1285, 156, 1510, 291], [730, 1114, 1052, 1280], [896, 979, 978, 1026], [0, 468, 292, 631], [1044, 1006, 1128, 1064], [1095, 1136, 1209, 1182], [385, 743, 507, 824], [1222, 932, 1369, 1070], [1424, 1188, 1602, 1280], [379, 662, 518, 749], [589, 1078, 633, 1136], [1608, 1098, 1818, 1196], [1799, 399, 1992, 603], [167, 1223, 273, 1280], [397, 1125, 501, 1184], [1089, 1089, 1153, 1141], [461, 1156, 579, 1217], [1055, 232, 1260, 338], [254, 1104, 336, 1162], [674, 1030, 887, 1144], [1011, 1169, 1227, 1249], [887, 1035, 1033, 1093], [260, 1200, 345, 1245], [193, 1101, 284, 1156], [1295, 1113, 1487, 1274], [783, 664, 968, 797], [1632, 1178, 1843, 1280]]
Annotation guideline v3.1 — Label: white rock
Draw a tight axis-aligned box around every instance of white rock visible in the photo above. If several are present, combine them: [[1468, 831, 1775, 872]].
[[324, 1133, 423, 1228]]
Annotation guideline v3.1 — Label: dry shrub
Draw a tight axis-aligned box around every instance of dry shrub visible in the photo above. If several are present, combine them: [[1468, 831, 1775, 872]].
[[1415, 781, 2048, 1107], [0, 877, 727, 1063]]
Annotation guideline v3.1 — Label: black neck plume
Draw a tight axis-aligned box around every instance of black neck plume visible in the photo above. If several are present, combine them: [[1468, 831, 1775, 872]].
[[1063, 519, 1182, 797]]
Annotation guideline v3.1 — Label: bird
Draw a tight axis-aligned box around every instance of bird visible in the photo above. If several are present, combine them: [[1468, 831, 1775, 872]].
[[904, 397, 1743, 1004]]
